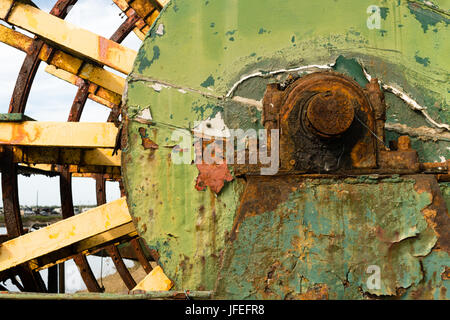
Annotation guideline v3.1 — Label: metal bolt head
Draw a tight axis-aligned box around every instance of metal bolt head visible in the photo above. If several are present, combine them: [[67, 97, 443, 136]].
[[305, 91, 355, 137]]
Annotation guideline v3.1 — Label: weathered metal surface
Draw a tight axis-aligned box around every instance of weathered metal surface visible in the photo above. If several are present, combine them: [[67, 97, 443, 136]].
[[123, 0, 449, 299], [273, 71, 377, 172], [215, 175, 449, 299], [0, 0, 155, 295]]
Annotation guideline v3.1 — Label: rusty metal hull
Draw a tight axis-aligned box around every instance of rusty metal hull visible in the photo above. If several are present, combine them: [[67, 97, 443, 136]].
[[123, 0, 449, 299]]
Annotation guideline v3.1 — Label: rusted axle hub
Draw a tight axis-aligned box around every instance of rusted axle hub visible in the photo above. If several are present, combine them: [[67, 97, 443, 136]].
[[305, 90, 355, 138]]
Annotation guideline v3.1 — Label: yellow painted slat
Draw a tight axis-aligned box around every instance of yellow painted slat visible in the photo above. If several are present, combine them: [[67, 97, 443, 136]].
[[77, 63, 126, 95], [0, 198, 131, 272], [0, 24, 33, 53], [33, 222, 137, 271], [132, 266, 174, 292], [133, 27, 146, 41], [1, 0, 137, 74], [0, 121, 118, 148]]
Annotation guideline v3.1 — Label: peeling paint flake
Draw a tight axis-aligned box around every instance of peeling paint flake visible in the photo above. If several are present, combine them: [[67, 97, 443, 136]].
[[156, 24, 165, 36]]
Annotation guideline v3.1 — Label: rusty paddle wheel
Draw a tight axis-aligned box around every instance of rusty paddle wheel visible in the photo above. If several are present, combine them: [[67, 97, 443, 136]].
[[0, 0, 166, 293]]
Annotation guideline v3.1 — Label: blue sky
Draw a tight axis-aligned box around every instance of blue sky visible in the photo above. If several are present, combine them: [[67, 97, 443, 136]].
[[0, 0, 142, 205]]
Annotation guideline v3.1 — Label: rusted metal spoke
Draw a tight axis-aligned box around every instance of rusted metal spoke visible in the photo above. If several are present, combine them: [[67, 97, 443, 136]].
[[1, 147, 23, 238], [130, 238, 153, 274], [59, 165, 103, 292], [95, 173, 107, 206], [104, 245, 136, 290], [68, 77, 90, 122], [73, 255, 103, 293]]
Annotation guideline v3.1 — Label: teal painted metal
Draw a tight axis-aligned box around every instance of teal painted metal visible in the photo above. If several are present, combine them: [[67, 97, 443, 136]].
[[123, 0, 449, 299]]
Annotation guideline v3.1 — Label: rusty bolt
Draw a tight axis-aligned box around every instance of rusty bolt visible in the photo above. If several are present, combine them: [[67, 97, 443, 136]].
[[397, 136, 411, 151], [305, 91, 355, 138]]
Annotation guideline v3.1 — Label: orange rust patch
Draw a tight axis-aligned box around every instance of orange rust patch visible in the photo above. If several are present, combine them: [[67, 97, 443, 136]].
[[422, 208, 438, 232], [290, 284, 329, 300], [442, 266, 450, 280], [195, 162, 233, 194], [138, 127, 159, 150], [413, 175, 450, 253]]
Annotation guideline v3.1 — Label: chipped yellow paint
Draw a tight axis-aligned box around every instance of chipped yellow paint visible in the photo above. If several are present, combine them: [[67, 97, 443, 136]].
[[18, 164, 121, 178], [132, 266, 174, 292], [0, 198, 131, 272], [0, 24, 33, 53], [0, 0, 137, 74], [33, 222, 138, 271], [0, 0, 12, 19], [45, 65, 121, 107], [0, 121, 118, 148], [77, 62, 126, 95], [2, 145, 121, 166], [0, 26, 126, 96]]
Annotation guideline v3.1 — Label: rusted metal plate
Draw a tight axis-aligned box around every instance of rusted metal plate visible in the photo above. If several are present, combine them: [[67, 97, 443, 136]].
[[215, 175, 449, 299], [0, 198, 133, 272]]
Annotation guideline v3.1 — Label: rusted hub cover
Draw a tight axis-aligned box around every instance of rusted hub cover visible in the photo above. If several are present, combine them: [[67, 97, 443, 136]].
[[305, 90, 355, 137], [276, 71, 376, 171]]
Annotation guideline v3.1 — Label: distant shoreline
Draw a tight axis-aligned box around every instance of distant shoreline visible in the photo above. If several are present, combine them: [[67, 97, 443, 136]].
[[0, 216, 62, 228]]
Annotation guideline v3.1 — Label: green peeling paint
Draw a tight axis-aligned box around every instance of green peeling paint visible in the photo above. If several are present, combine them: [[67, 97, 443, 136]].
[[407, 2, 450, 33]]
